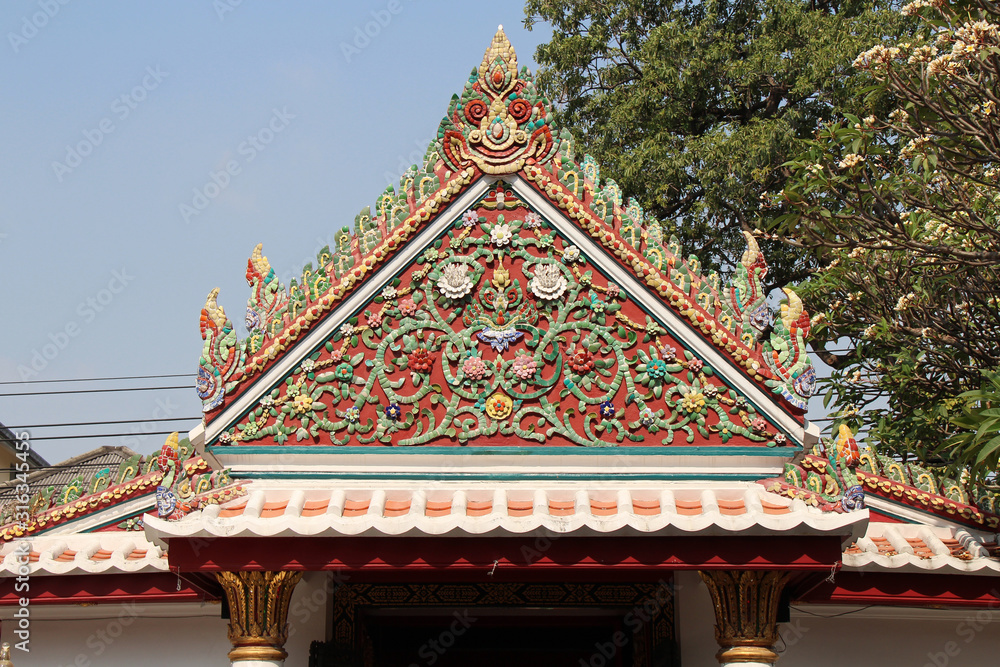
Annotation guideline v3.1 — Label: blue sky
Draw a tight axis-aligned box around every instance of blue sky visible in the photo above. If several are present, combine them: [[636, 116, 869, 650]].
[[1, 1, 552, 462], [1, 1, 832, 465]]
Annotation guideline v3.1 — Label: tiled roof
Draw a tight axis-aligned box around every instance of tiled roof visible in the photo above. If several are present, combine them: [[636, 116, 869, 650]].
[[842, 522, 1000, 575], [143, 483, 866, 543], [0, 533, 167, 576], [0, 446, 136, 504]]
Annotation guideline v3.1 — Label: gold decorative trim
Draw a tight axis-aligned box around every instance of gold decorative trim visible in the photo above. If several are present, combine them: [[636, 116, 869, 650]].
[[700, 570, 790, 665], [216, 570, 304, 663], [717, 645, 780, 664]]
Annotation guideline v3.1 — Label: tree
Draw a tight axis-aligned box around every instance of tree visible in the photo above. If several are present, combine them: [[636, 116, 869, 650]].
[[524, 0, 913, 290], [773, 0, 1000, 477]]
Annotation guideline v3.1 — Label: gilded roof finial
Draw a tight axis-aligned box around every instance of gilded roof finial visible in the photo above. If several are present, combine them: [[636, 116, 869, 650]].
[[478, 25, 518, 91]]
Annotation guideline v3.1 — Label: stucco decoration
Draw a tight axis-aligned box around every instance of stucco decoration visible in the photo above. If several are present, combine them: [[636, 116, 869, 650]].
[[438, 27, 558, 175], [194, 27, 816, 433], [218, 183, 788, 449], [0, 432, 243, 538]]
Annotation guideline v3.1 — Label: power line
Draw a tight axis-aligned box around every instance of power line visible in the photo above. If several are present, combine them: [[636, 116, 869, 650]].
[[9, 417, 202, 430], [0, 385, 192, 398], [26, 430, 185, 442], [0, 373, 192, 386]]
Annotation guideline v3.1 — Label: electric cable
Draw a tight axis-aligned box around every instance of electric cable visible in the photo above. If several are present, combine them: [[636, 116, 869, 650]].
[[25, 429, 193, 442], [9, 417, 202, 430], [0, 385, 191, 397], [0, 373, 192, 385]]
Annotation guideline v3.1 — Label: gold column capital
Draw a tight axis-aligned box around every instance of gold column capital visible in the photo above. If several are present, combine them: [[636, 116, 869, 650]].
[[216, 570, 304, 663], [699, 569, 791, 665]]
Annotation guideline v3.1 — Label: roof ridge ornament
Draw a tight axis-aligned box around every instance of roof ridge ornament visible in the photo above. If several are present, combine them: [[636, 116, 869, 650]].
[[438, 26, 557, 175]]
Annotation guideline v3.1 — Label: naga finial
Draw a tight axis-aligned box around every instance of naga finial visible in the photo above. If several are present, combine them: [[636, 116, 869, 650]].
[[248, 243, 271, 280], [740, 230, 766, 272], [202, 288, 227, 329], [780, 287, 804, 330], [834, 424, 861, 468]]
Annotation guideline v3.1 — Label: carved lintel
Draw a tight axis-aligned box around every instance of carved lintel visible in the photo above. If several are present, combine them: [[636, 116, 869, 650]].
[[699, 570, 791, 666], [216, 570, 304, 664]]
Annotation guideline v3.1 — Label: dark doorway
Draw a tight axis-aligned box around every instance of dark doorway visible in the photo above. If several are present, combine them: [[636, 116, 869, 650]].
[[310, 581, 676, 667], [365, 608, 632, 667]]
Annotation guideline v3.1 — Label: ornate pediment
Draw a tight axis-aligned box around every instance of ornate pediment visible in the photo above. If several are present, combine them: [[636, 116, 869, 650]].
[[193, 28, 816, 453]]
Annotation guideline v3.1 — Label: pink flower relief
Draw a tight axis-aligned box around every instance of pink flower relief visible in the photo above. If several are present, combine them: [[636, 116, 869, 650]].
[[511, 354, 538, 381], [462, 356, 488, 381], [523, 212, 542, 229], [367, 310, 383, 329], [399, 298, 417, 317], [329, 348, 344, 362]]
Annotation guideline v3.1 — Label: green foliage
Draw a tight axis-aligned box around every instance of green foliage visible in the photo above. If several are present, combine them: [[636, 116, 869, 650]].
[[940, 371, 1000, 475], [524, 0, 913, 288], [773, 0, 1000, 477]]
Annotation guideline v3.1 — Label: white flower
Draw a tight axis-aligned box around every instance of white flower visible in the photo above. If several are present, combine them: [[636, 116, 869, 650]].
[[491, 223, 513, 246], [382, 285, 398, 300], [437, 263, 474, 300], [523, 212, 542, 228], [894, 293, 916, 311], [340, 323, 355, 337], [301, 359, 315, 372], [261, 395, 275, 408], [908, 44, 938, 64], [838, 154, 865, 169], [530, 264, 568, 301], [888, 108, 910, 125], [562, 245, 581, 263], [461, 210, 479, 227]]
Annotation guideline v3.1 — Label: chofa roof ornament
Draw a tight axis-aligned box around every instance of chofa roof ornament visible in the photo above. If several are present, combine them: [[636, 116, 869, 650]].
[[193, 29, 819, 444], [438, 26, 558, 175]]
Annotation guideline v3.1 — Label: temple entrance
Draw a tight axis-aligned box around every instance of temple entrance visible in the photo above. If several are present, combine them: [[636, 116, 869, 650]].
[[310, 581, 676, 667], [366, 609, 633, 667]]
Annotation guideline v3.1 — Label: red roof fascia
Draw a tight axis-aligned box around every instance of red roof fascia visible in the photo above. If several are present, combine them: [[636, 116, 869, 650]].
[[856, 470, 1000, 530], [799, 571, 1000, 608], [164, 535, 845, 574], [0, 572, 219, 606]]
